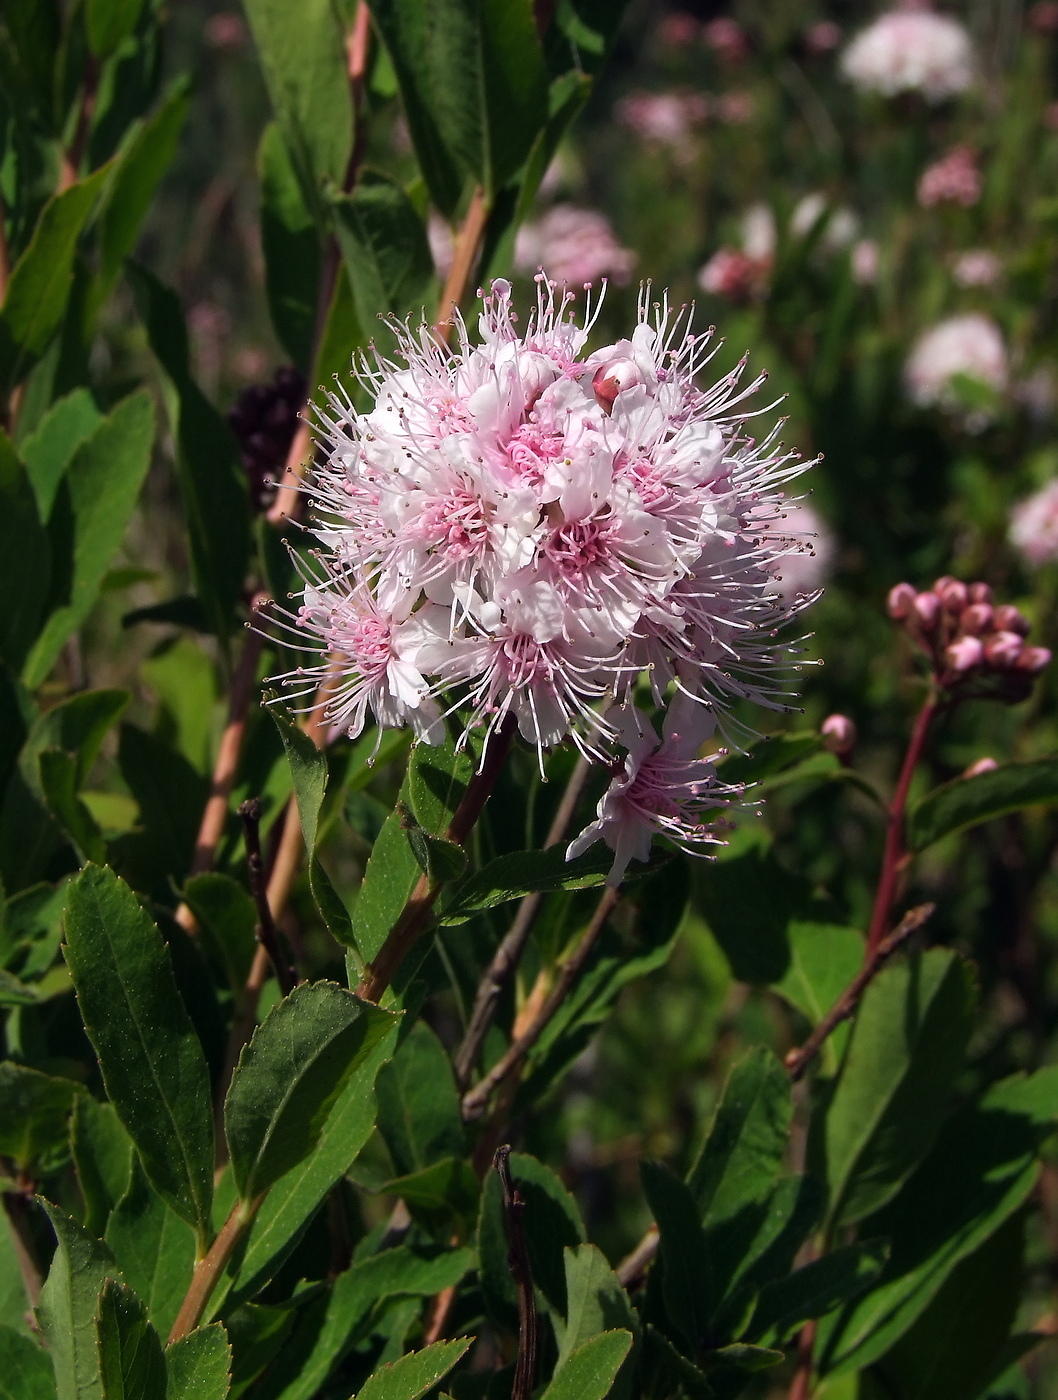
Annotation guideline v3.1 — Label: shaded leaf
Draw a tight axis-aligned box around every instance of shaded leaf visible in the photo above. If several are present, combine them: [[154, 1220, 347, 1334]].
[[105, 1159, 196, 1342], [330, 173, 433, 332], [70, 1097, 133, 1239], [63, 864, 214, 1246], [36, 1202, 117, 1400], [258, 122, 320, 371], [750, 1241, 889, 1346], [375, 1020, 463, 1176], [19, 389, 103, 523], [907, 759, 1058, 853], [95, 1280, 166, 1400], [0, 432, 50, 672], [0, 1061, 80, 1172], [556, 1244, 637, 1376], [0, 1325, 55, 1400], [771, 923, 864, 1073], [354, 1336, 472, 1400], [440, 844, 619, 924], [641, 1160, 710, 1353], [540, 1329, 633, 1400], [164, 1325, 231, 1400]]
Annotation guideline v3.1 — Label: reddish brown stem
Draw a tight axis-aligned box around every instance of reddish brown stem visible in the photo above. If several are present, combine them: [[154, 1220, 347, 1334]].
[[435, 189, 489, 344], [239, 798, 297, 994], [58, 59, 98, 193], [168, 1198, 260, 1344], [4, 1194, 42, 1311], [865, 692, 938, 956], [787, 1320, 818, 1400]]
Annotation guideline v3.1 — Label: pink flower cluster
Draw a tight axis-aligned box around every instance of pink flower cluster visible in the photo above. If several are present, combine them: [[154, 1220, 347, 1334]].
[[905, 314, 1008, 418], [1010, 479, 1058, 566], [917, 146, 981, 207], [887, 578, 1050, 697], [841, 9, 975, 102], [277, 280, 816, 881], [616, 91, 709, 148], [514, 207, 635, 288]]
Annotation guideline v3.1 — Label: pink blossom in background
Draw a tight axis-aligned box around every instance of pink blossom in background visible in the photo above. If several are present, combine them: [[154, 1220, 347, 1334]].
[[792, 193, 859, 250], [917, 146, 981, 207], [953, 249, 1001, 287], [852, 239, 880, 284], [704, 17, 750, 61], [1046, 102, 1058, 130], [205, 12, 247, 48], [769, 498, 835, 602], [1029, 1, 1058, 32], [1011, 479, 1058, 565], [741, 204, 777, 261], [514, 206, 635, 287], [715, 92, 755, 124], [1017, 367, 1056, 421], [841, 10, 975, 101], [658, 12, 700, 46], [616, 91, 709, 148], [697, 248, 768, 301], [905, 313, 1008, 416], [427, 213, 454, 280], [805, 20, 842, 53]]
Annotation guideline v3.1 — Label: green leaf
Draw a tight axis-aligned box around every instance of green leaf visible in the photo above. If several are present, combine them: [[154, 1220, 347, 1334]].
[[96, 81, 189, 292], [25, 690, 130, 791], [70, 1097, 133, 1239], [24, 391, 155, 688], [225, 1023, 399, 1304], [0, 167, 111, 392], [105, 1160, 196, 1342], [36, 1202, 117, 1400], [556, 1245, 637, 1376], [907, 759, 1058, 852], [330, 174, 433, 332], [265, 1247, 473, 1400], [822, 949, 975, 1227], [308, 262, 363, 413], [771, 923, 864, 1074], [95, 1280, 166, 1400], [0, 432, 50, 673], [375, 1020, 463, 1176], [63, 864, 214, 1246], [384, 1157, 480, 1237], [817, 1068, 1058, 1377], [0, 1325, 55, 1400], [0, 1061, 80, 1172], [19, 389, 103, 522], [224, 980, 395, 1204], [242, 0, 353, 216], [718, 734, 822, 785], [540, 1330, 633, 1400], [440, 844, 617, 924], [163, 1321, 229, 1400], [640, 1160, 710, 1353], [750, 1241, 889, 1346], [112, 724, 208, 890], [164, 1325, 231, 1400], [126, 264, 249, 643], [180, 875, 257, 998], [38, 749, 105, 863], [354, 1336, 472, 1400], [85, 0, 145, 57], [258, 122, 320, 370]]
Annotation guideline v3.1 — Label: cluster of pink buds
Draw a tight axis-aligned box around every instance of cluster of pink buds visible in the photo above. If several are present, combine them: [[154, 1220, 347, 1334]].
[[887, 577, 1051, 700]]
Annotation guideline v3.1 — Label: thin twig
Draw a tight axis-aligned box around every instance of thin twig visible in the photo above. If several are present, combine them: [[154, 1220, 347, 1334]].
[[4, 1193, 42, 1310], [239, 798, 297, 995], [168, 1198, 260, 1344], [494, 1145, 538, 1400], [462, 886, 620, 1121], [784, 902, 936, 1082], [453, 755, 591, 1090], [422, 1283, 458, 1346], [866, 693, 939, 956], [786, 1319, 818, 1400], [615, 1225, 658, 1289], [58, 58, 98, 193], [435, 188, 489, 345], [355, 717, 518, 1004]]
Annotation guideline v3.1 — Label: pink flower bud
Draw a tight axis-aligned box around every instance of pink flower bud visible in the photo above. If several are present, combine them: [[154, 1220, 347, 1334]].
[[940, 580, 968, 614], [959, 603, 993, 635], [993, 605, 1030, 637], [933, 575, 956, 595], [887, 582, 917, 619], [821, 713, 856, 756], [964, 756, 998, 777], [946, 635, 983, 672], [968, 582, 993, 604], [1014, 645, 1051, 674], [913, 591, 941, 627], [984, 631, 1023, 668], [592, 358, 640, 414]]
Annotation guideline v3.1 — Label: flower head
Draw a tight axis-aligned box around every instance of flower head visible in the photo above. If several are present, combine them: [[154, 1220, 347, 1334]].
[[841, 10, 975, 102], [917, 146, 981, 207], [514, 206, 635, 288], [1011, 479, 1058, 566], [904, 314, 1008, 419]]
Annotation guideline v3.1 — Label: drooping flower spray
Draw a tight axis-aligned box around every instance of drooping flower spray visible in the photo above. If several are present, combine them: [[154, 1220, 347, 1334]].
[[272, 278, 819, 885]]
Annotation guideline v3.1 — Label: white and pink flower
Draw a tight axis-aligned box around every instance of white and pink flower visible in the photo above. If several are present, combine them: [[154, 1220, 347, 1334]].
[[841, 9, 975, 102]]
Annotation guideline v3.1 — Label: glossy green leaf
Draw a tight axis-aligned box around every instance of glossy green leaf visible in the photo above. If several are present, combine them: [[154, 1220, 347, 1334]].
[[95, 1280, 166, 1400], [0, 432, 50, 672], [0, 167, 111, 391], [85, 0, 144, 57], [0, 1061, 80, 1171], [105, 1160, 196, 1342], [126, 264, 249, 643], [258, 122, 320, 370], [823, 949, 975, 1227], [164, 1325, 231, 1400], [353, 808, 424, 963], [556, 1245, 637, 1377], [19, 389, 103, 522], [265, 1246, 473, 1400], [70, 1097, 133, 1238], [641, 1160, 710, 1353], [540, 1329, 633, 1400], [750, 1240, 889, 1346], [225, 1023, 398, 1304], [330, 173, 433, 332], [242, 0, 353, 215], [225, 981, 395, 1204], [375, 1021, 463, 1175], [354, 1336, 472, 1400], [440, 843, 617, 924], [24, 391, 154, 688], [907, 759, 1058, 852], [63, 864, 214, 1246], [0, 1325, 55, 1400], [36, 1202, 117, 1400]]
